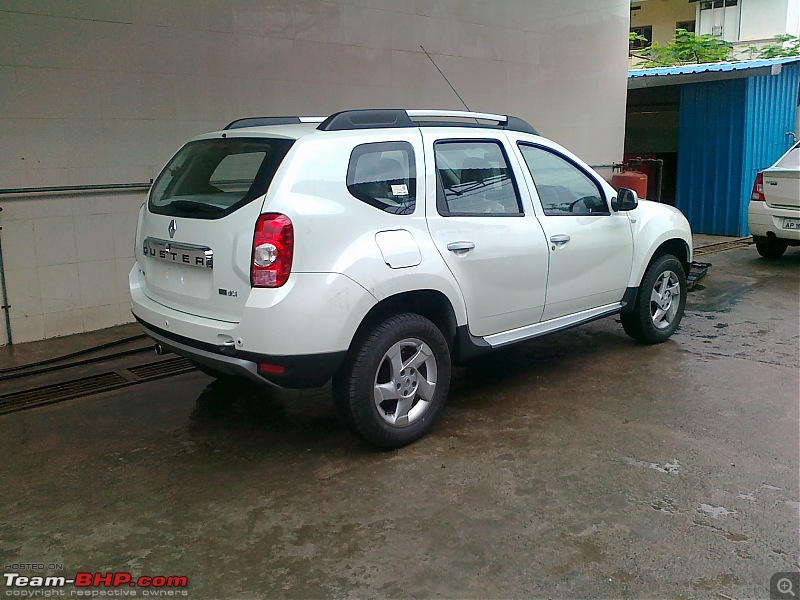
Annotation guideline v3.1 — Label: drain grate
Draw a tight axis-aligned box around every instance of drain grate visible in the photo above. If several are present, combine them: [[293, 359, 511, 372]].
[[694, 237, 753, 256], [0, 372, 130, 415], [0, 356, 196, 416], [128, 356, 195, 380]]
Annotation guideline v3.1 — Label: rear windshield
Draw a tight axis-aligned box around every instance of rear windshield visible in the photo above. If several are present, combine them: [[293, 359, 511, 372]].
[[149, 138, 294, 218], [775, 143, 800, 169]]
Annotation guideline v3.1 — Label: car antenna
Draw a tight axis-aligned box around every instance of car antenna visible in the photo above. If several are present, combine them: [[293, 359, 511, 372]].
[[420, 45, 471, 112]]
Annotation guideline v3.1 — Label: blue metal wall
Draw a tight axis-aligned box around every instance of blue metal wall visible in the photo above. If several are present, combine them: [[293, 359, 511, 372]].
[[739, 64, 800, 235], [676, 78, 747, 236], [676, 64, 799, 236]]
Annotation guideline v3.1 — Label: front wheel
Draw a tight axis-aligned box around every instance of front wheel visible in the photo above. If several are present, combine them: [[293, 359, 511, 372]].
[[621, 254, 687, 344], [333, 313, 452, 449]]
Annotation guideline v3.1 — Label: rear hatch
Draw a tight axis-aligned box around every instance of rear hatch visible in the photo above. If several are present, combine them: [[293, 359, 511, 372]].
[[138, 136, 294, 322], [763, 143, 799, 210]]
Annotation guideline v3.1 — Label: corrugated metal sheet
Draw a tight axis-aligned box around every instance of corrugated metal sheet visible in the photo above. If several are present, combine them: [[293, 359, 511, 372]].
[[675, 64, 799, 236], [629, 57, 800, 79], [676, 79, 747, 235], [739, 64, 800, 235]]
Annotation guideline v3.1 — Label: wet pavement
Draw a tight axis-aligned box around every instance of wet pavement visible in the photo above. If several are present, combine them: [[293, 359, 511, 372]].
[[1, 244, 798, 599]]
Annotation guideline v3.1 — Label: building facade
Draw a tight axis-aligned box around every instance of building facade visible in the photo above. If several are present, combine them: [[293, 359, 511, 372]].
[[0, 1, 631, 344], [630, 0, 800, 65]]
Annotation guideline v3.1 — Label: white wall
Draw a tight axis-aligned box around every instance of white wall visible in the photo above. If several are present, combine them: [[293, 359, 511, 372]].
[[0, 0, 631, 344], [738, 0, 796, 41], [0, 191, 144, 343]]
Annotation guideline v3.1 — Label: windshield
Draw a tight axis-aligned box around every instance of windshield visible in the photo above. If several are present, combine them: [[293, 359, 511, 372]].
[[149, 138, 294, 218], [775, 142, 800, 170]]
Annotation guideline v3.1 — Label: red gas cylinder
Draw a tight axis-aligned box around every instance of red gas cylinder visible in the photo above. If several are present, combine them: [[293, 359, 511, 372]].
[[611, 170, 648, 199]]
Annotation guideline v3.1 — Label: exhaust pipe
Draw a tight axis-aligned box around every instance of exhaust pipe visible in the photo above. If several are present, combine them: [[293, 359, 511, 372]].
[[154, 343, 164, 355]]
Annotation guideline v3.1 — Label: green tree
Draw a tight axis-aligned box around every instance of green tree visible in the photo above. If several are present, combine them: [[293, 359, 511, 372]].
[[755, 34, 800, 59], [631, 29, 734, 68]]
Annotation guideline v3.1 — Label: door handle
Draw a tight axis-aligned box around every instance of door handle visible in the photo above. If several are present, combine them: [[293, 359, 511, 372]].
[[549, 234, 570, 247], [447, 241, 475, 253]]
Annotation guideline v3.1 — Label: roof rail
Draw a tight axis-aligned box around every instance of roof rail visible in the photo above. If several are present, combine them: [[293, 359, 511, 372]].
[[223, 116, 325, 130], [407, 109, 507, 121], [316, 109, 538, 134], [317, 109, 415, 131]]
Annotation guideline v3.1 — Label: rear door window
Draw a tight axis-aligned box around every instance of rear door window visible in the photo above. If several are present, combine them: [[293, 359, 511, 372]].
[[434, 140, 522, 216], [149, 138, 294, 219]]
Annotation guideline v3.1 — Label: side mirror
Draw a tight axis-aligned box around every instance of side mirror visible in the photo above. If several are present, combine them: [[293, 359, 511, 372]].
[[612, 188, 639, 212]]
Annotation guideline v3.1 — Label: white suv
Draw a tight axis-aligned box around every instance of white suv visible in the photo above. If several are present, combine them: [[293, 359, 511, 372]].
[[130, 109, 692, 448]]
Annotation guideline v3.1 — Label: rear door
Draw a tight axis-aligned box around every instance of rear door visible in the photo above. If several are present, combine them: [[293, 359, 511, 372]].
[[136, 136, 294, 322], [423, 131, 549, 337], [763, 143, 800, 210]]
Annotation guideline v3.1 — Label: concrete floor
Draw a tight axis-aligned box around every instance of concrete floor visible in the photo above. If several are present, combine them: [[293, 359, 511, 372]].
[[1, 244, 798, 599]]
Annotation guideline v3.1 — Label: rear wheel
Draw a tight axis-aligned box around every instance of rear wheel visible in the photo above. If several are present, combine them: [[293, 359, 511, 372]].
[[333, 313, 451, 449], [755, 237, 788, 259], [621, 254, 687, 344]]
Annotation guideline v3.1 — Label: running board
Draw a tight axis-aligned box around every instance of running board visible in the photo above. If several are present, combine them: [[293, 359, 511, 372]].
[[483, 303, 623, 348]]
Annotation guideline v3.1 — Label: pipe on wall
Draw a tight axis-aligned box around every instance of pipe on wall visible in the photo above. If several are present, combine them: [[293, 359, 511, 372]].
[[0, 181, 152, 345], [0, 182, 151, 196], [0, 209, 12, 345]]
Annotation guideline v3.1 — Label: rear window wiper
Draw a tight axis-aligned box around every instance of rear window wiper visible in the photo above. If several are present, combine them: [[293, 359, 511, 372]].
[[167, 200, 225, 213]]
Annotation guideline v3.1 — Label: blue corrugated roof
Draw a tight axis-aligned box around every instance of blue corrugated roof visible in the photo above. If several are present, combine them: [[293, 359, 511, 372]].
[[629, 56, 800, 79]]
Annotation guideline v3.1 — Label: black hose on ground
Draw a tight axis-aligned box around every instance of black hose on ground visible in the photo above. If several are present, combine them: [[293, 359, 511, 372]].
[[0, 346, 155, 383], [0, 334, 147, 374]]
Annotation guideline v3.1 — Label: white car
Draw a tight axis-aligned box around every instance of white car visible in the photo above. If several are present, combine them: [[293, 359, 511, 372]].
[[748, 141, 800, 259], [130, 109, 692, 448]]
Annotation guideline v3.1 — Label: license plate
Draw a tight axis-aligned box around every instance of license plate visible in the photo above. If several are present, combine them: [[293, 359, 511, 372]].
[[143, 238, 213, 268], [783, 219, 800, 230]]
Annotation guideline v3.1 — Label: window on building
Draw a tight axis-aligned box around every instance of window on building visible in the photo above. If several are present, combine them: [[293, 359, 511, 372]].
[[700, 0, 737, 9], [697, 0, 740, 40], [676, 20, 696, 33], [630, 25, 653, 50]]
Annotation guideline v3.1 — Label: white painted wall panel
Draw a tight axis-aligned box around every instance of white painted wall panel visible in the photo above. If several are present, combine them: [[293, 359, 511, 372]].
[[739, 0, 792, 40]]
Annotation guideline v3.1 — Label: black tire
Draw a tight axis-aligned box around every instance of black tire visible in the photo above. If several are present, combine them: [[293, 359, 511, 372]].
[[621, 254, 687, 344], [333, 313, 452, 449], [755, 238, 788, 259]]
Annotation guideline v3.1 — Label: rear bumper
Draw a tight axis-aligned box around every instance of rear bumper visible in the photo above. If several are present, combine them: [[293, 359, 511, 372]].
[[130, 263, 377, 354], [747, 201, 800, 241], [137, 316, 345, 389]]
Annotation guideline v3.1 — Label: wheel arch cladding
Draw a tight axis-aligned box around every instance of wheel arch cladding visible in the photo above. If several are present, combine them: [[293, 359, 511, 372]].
[[348, 289, 458, 354], [650, 238, 690, 275]]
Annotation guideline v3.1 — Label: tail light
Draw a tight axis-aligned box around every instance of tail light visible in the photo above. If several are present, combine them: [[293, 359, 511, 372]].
[[251, 213, 293, 288], [751, 172, 765, 201]]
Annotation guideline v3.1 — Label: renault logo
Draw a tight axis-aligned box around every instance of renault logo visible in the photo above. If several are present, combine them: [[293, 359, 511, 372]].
[[168, 219, 177, 239]]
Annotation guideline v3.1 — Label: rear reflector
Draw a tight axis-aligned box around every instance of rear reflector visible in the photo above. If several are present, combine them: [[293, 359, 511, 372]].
[[258, 363, 286, 375], [251, 213, 293, 288], [751, 172, 765, 201]]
